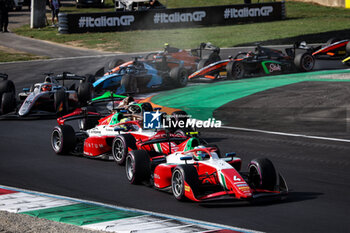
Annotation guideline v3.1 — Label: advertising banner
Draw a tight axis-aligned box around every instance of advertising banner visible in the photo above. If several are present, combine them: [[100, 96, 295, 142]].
[[59, 2, 285, 34]]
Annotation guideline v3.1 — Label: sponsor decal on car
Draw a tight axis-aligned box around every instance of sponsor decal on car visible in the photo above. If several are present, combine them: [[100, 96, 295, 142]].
[[269, 63, 282, 73], [184, 185, 191, 192]]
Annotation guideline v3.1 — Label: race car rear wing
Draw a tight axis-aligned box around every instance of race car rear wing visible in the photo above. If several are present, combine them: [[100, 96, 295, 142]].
[[54, 72, 87, 81], [57, 107, 101, 125]]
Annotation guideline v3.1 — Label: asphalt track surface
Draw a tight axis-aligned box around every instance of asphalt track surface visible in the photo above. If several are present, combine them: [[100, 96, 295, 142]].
[[0, 51, 350, 233]]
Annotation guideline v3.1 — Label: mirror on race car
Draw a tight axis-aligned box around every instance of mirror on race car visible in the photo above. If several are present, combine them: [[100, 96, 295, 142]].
[[180, 156, 193, 161], [225, 152, 236, 157], [22, 88, 30, 92], [114, 127, 126, 132]]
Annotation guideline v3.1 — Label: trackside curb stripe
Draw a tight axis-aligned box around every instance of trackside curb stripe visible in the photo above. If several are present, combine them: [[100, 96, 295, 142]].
[[0, 185, 263, 233]]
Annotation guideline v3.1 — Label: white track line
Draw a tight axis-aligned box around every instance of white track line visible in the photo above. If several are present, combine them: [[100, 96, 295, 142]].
[[221, 126, 350, 143]]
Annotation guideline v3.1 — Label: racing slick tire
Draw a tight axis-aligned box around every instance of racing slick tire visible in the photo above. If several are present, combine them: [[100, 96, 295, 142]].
[[125, 150, 151, 184], [294, 52, 315, 72], [78, 82, 93, 105], [108, 58, 125, 70], [140, 102, 153, 112], [346, 41, 350, 55], [248, 158, 277, 191], [54, 90, 68, 115], [0, 92, 16, 114], [112, 134, 137, 165], [121, 74, 138, 94], [226, 61, 245, 80], [0, 80, 15, 100], [170, 67, 188, 88], [171, 165, 199, 201], [51, 125, 76, 155]]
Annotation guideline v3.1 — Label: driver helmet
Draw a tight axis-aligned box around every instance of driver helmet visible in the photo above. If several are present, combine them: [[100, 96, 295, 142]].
[[193, 145, 207, 161], [119, 117, 131, 130], [41, 84, 52, 92]]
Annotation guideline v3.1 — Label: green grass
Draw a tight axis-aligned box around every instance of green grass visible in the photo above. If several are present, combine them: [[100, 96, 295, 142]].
[[0, 50, 47, 62], [13, 1, 350, 53]]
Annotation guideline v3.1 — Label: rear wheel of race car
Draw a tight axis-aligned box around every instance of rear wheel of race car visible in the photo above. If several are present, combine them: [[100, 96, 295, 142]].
[[125, 150, 151, 184], [51, 125, 76, 155], [294, 52, 315, 72], [54, 90, 68, 115], [141, 102, 153, 112], [248, 158, 277, 191], [226, 61, 245, 80], [112, 134, 137, 165], [171, 165, 199, 201], [1, 92, 16, 114], [0, 80, 15, 101], [78, 82, 93, 105], [170, 67, 188, 88], [121, 74, 138, 94], [108, 58, 125, 70]]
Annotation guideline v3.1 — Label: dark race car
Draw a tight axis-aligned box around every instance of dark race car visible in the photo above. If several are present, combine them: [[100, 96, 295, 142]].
[[0, 72, 92, 119], [143, 42, 221, 74], [189, 42, 315, 81], [311, 38, 350, 60], [93, 56, 188, 94], [125, 143, 288, 203]]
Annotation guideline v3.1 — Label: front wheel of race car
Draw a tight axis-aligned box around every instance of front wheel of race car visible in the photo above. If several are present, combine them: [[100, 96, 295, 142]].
[[78, 82, 93, 105], [248, 158, 277, 191], [170, 67, 188, 88], [125, 150, 151, 184], [112, 134, 137, 165], [171, 165, 199, 201], [0, 92, 16, 114], [51, 125, 76, 155], [346, 41, 350, 55], [226, 61, 245, 80], [121, 74, 138, 94], [294, 52, 315, 72]]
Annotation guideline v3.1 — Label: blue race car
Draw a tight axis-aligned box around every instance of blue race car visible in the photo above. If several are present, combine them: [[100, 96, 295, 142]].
[[93, 57, 188, 94]]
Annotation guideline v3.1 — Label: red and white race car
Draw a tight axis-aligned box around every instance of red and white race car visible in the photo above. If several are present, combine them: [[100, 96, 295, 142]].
[[51, 107, 198, 163], [125, 144, 288, 203], [51, 108, 158, 160]]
